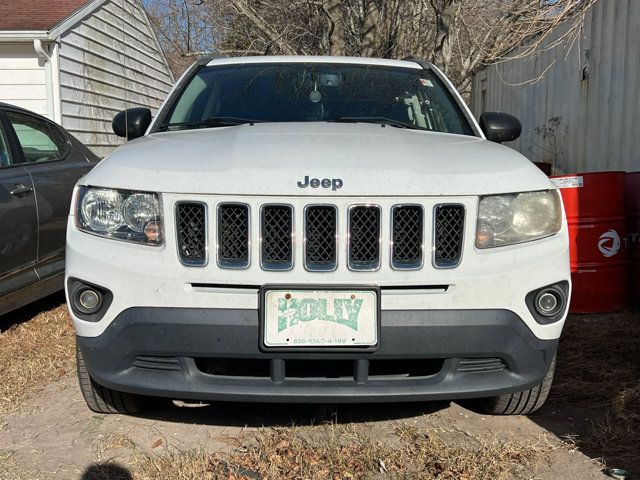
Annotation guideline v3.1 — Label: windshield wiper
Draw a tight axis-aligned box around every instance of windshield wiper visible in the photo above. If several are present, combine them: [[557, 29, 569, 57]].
[[329, 116, 420, 130], [158, 116, 265, 132]]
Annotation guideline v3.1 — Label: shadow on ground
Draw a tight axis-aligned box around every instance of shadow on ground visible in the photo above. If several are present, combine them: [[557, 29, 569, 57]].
[[136, 398, 450, 428], [528, 310, 640, 477], [0, 290, 66, 332], [82, 463, 133, 480]]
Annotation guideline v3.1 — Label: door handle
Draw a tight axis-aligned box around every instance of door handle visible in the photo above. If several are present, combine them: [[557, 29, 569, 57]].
[[10, 184, 34, 196]]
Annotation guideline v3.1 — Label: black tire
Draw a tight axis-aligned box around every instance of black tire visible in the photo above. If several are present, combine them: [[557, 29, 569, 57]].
[[473, 355, 556, 415], [76, 345, 145, 414]]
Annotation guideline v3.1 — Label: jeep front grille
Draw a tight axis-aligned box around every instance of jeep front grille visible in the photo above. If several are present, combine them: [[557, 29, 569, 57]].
[[304, 205, 338, 271], [391, 205, 424, 269], [261, 205, 293, 270], [433, 204, 465, 268], [348, 205, 381, 271], [176, 202, 207, 265], [175, 200, 465, 271], [217, 203, 250, 268]]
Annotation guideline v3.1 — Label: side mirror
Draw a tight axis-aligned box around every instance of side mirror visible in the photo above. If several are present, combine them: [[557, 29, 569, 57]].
[[112, 108, 152, 140], [479, 112, 522, 143]]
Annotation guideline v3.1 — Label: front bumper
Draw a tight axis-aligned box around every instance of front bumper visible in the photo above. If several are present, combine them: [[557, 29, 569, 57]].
[[78, 307, 557, 403]]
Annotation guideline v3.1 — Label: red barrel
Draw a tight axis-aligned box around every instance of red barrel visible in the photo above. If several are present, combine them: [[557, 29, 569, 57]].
[[626, 172, 640, 305], [551, 172, 629, 313]]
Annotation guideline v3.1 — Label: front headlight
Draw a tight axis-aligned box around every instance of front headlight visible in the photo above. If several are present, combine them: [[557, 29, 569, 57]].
[[76, 187, 163, 245], [476, 190, 561, 248]]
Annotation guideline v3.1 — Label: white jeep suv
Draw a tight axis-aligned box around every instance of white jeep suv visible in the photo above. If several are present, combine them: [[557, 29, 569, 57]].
[[66, 56, 570, 415]]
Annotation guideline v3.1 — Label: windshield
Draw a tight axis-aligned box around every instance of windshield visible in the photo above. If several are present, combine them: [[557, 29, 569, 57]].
[[159, 62, 474, 136]]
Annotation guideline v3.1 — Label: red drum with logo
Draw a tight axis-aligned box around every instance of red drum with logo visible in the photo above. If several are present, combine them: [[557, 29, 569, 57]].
[[626, 172, 640, 305], [551, 172, 629, 313]]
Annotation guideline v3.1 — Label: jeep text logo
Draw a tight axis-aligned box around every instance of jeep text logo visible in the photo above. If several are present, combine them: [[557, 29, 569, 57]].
[[277, 297, 362, 333], [297, 175, 343, 191]]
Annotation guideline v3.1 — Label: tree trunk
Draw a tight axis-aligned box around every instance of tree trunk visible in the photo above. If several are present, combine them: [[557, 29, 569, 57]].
[[325, 0, 345, 55], [360, 0, 379, 57], [430, 0, 459, 73]]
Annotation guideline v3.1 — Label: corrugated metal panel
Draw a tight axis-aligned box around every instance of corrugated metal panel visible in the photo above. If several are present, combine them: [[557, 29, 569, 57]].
[[471, 0, 640, 174], [0, 43, 48, 116], [58, 0, 173, 157]]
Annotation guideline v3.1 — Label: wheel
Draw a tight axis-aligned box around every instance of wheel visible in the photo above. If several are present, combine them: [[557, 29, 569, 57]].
[[473, 355, 556, 415], [76, 345, 146, 414]]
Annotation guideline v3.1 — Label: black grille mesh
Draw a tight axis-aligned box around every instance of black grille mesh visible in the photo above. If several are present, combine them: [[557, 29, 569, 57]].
[[392, 206, 423, 268], [218, 204, 249, 267], [349, 206, 381, 269], [305, 206, 337, 269], [178, 202, 463, 270], [434, 205, 464, 267], [261, 205, 293, 268], [176, 203, 206, 264]]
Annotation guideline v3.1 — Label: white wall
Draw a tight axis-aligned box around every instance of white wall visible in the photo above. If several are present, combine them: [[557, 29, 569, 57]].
[[0, 43, 49, 117], [471, 0, 640, 174], [57, 0, 174, 157]]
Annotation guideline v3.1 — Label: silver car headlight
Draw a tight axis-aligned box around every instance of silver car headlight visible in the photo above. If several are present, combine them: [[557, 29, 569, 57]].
[[476, 190, 561, 248], [76, 187, 163, 245]]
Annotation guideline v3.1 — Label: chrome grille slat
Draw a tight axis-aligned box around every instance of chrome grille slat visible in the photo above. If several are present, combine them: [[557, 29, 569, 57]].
[[348, 205, 381, 271], [217, 203, 250, 268], [433, 204, 465, 268], [304, 205, 338, 271], [261, 205, 293, 270], [391, 205, 424, 270], [176, 202, 207, 266]]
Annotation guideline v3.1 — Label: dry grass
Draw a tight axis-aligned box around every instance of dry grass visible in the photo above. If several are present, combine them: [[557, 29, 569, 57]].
[[102, 433, 137, 452], [131, 424, 545, 480], [0, 303, 75, 415], [551, 311, 640, 471], [0, 449, 38, 480]]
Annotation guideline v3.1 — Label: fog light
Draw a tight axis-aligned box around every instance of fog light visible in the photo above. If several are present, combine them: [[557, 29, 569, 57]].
[[526, 281, 569, 325], [77, 288, 102, 314], [534, 290, 561, 317], [67, 278, 112, 321]]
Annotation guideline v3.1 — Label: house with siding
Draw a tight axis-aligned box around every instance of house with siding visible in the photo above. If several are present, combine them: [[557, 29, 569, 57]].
[[0, 0, 174, 157], [471, 0, 639, 174]]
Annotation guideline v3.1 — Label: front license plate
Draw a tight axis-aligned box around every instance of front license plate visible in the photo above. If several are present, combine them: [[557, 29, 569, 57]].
[[262, 288, 378, 348]]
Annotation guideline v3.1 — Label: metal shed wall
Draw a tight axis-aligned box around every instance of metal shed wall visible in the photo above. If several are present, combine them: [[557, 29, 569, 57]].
[[57, 0, 174, 157], [471, 0, 640, 174]]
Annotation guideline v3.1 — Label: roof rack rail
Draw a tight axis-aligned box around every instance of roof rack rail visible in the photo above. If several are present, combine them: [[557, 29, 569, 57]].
[[401, 56, 433, 70], [196, 53, 227, 65]]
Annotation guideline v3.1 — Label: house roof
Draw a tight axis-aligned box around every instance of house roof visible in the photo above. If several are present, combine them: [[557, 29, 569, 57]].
[[0, 0, 91, 31]]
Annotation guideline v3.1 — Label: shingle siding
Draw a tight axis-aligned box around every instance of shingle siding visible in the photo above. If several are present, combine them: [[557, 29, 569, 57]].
[[58, 0, 173, 157]]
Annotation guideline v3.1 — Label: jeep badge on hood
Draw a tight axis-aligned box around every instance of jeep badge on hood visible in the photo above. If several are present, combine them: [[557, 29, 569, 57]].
[[297, 176, 343, 191]]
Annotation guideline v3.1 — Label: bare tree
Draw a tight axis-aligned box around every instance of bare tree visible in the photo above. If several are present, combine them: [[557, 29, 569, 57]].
[[145, 0, 597, 93]]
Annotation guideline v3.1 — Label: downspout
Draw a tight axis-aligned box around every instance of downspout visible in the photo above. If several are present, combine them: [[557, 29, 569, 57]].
[[34, 39, 56, 121]]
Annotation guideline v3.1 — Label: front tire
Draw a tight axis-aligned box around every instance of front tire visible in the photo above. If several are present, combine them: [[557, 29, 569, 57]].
[[76, 345, 146, 414], [473, 355, 556, 415]]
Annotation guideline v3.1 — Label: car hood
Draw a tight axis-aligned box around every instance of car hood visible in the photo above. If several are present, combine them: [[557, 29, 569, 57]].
[[84, 122, 553, 196]]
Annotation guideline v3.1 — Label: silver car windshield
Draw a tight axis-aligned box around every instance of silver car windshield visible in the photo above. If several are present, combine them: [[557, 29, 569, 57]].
[[160, 63, 474, 136]]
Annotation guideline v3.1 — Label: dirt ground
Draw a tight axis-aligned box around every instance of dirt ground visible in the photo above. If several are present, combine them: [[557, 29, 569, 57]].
[[0, 293, 636, 480]]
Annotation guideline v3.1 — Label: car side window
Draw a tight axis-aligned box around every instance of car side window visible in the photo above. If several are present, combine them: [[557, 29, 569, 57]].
[[0, 126, 12, 168], [6, 111, 68, 164]]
